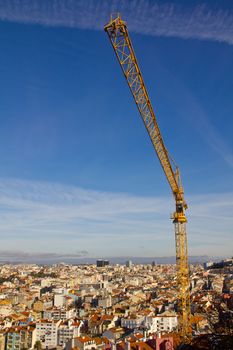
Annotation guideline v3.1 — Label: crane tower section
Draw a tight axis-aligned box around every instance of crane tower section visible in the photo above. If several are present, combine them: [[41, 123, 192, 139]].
[[105, 15, 191, 338]]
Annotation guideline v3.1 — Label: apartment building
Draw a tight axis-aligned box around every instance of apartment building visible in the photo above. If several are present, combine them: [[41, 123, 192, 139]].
[[121, 315, 144, 329], [43, 307, 76, 320], [5, 326, 36, 350], [144, 312, 178, 333], [36, 319, 61, 348], [58, 320, 83, 346]]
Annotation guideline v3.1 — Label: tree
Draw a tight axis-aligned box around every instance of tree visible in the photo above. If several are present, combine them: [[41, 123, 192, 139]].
[[34, 340, 42, 350]]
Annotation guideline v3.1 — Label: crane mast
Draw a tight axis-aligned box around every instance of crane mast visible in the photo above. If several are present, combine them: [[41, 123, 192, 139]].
[[105, 15, 191, 338]]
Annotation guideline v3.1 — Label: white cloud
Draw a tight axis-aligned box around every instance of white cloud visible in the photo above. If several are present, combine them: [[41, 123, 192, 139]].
[[0, 1, 233, 45], [0, 178, 232, 257]]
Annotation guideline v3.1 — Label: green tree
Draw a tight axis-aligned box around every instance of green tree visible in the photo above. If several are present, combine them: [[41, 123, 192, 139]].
[[34, 340, 42, 350]]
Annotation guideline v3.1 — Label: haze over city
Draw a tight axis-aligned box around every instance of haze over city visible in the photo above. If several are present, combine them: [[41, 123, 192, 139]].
[[0, 0, 233, 259]]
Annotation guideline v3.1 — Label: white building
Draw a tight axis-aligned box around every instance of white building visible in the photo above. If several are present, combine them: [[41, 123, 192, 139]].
[[36, 319, 61, 348], [126, 260, 133, 268], [97, 295, 112, 309], [121, 315, 144, 329], [58, 320, 83, 346], [29, 285, 41, 298], [41, 279, 52, 288], [72, 336, 96, 350], [0, 304, 12, 317], [144, 311, 178, 333], [54, 294, 66, 308], [43, 307, 76, 320]]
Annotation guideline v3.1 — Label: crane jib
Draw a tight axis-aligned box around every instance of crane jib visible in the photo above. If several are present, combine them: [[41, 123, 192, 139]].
[[105, 17, 185, 203]]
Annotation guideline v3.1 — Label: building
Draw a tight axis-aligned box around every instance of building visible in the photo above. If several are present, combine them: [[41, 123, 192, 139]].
[[96, 260, 109, 268], [36, 319, 61, 348], [0, 331, 6, 350], [126, 260, 133, 268], [72, 335, 96, 350], [103, 327, 125, 341], [121, 315, 144, 329], [97, 295, 112, 309], [144, 311, 178, 333], [33, 299, 53, 312], [5, 326, 36, 350], [58, 320, 83, 346], [203, 261, 214, 270], [5, 327, 20, 350], [20, 326, 36, 349], [43, 307, 76, 320], [54, 293, 66, 308], [88, 314, 117, 336]]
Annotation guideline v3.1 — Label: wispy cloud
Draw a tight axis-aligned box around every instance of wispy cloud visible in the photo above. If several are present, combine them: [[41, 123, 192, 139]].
[[1, 1, 232, 168], [160, 71, 233, 169], [0, 178, 232, 257], [182, 91, 233, 169], [0, 1, 233, 45]]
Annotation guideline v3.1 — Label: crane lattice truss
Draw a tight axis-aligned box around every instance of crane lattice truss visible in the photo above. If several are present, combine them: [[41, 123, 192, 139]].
[[105, 15, 191, 338]]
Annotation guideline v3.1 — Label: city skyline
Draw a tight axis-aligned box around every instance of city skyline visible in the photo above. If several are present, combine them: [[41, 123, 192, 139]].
[[0, 0, 232, 257]]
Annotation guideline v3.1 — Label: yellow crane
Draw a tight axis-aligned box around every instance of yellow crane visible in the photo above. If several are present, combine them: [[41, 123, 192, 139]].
[[105, 14, 191, 338]]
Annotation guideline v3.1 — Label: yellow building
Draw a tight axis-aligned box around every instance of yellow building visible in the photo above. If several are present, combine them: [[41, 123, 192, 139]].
[[0, 332, 6, 350]]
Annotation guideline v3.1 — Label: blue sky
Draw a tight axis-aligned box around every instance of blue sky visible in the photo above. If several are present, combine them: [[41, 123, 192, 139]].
[[0, 0, 232, 259]]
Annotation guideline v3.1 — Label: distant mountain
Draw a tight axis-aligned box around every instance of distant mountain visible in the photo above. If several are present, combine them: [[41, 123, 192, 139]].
[[0, 254, 223, 265]]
